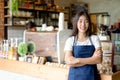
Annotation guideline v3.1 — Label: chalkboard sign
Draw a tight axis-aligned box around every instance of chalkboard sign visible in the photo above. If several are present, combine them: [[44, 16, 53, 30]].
[[71, 2, 89, 18]]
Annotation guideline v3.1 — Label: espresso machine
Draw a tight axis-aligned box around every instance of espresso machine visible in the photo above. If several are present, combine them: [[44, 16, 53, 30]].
[[97, 14, 110, 40]]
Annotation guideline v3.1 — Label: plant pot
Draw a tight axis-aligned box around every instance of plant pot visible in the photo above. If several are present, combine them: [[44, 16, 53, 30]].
[[19, 56, 25, 61]]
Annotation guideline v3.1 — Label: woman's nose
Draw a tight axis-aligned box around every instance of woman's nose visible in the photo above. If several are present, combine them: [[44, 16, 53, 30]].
[[81, 21, 85, 26]]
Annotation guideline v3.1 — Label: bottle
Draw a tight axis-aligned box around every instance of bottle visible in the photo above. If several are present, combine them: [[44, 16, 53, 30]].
[[8, 45, 14, 60], [12, 38, 18, 60]]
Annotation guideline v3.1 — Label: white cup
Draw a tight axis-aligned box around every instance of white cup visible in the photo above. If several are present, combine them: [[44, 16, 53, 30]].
[[41, 23, 47, 31]]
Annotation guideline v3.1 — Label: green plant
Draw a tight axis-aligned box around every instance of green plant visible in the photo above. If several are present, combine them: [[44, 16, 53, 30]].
[[27, 41, 36, 55], [9, 0, 19, 15], [18, 42, 28, 57]]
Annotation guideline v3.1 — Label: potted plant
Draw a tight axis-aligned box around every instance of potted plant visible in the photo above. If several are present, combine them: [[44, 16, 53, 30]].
[[27, 41, 36, 55], [18, 42, 28, 61]]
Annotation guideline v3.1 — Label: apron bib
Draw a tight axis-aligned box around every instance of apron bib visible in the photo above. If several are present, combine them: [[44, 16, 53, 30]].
[[68, 36, 100, 80]]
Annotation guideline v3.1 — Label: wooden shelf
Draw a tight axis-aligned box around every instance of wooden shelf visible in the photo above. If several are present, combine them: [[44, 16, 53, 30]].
[[13, 15, 34, 18], [4, 6, 9, 9], [4, 6, 34, 10], [4, 24, 25, 27], [4, 15, 11, 18], [5, 15, 33, 18], [114, 52, 120, 55], [19, 6, 34, 10]]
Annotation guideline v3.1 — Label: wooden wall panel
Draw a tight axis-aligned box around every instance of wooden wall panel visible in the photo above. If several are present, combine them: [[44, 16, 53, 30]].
[[0, 0, 4, 39]]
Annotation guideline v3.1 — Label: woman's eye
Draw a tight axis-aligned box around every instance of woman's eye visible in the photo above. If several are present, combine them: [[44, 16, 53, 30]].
[[79, 20, 82, 23], [85, 20, 89, 23], [79, 20, 88, 23]]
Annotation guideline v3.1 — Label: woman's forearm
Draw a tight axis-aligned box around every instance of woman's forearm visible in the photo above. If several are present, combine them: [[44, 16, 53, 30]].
[[77, 49, 102, 64], [65, 56, 86, 67], [77, 56, 102, 65], [66, 56, 101, 67], [65, 48, 103, 67], [67, 63, 85, 67]]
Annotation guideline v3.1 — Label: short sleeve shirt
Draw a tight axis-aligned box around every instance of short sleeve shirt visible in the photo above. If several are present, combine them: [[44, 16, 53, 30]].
[[64, 35, 101, 51]]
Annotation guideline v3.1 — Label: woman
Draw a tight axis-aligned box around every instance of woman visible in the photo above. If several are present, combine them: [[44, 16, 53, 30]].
[[64, 8, 103, 80]]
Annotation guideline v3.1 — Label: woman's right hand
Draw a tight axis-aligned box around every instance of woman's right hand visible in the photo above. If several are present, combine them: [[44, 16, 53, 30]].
[[91, 48, 103, 64], [66, 56, 79, 65]]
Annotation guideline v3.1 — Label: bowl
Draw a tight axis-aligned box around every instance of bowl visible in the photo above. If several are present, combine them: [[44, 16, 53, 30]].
[[36, 27, 42, 31]]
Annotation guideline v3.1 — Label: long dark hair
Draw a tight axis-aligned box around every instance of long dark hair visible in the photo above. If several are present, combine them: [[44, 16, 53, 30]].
[[71, 8, 92, 37]]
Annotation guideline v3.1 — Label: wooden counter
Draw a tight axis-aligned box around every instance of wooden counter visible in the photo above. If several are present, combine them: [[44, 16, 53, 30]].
[[0, 58, 68, 80], [0, 58, 120, 80]]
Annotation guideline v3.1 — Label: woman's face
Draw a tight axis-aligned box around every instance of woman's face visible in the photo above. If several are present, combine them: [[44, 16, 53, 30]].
[[77, 15, 89, 33]]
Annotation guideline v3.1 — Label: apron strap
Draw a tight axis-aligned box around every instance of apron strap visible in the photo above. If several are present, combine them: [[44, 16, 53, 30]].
[[72, 36, 77, 56], [89, 36, 93, 45], [73, 35, 77, 46]]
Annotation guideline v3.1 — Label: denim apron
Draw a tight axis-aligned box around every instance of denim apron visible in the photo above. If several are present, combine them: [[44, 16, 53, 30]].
[[68, 36, 100, 80]]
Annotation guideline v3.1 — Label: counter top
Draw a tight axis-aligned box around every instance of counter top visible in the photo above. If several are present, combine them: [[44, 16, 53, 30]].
[[0, 58, 120, 80], [26, 31, 57, 33], [0, 58, 68, 80]]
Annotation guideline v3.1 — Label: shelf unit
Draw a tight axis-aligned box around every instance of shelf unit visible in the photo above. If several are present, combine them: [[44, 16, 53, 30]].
[[4, 0, 34, 27], [4, 0, 70, 28], [111, 33, 120, 72]]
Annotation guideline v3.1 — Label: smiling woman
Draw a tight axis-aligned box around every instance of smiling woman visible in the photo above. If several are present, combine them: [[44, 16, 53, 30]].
[[64, 7, 102, 80]]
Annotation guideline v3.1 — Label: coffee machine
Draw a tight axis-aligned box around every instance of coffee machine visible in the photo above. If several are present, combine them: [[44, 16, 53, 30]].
[[98, 24, 110, 40], [97, 14, 110, 40]]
